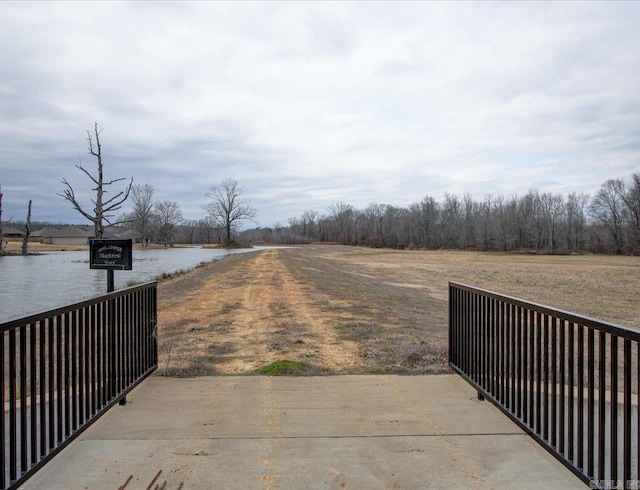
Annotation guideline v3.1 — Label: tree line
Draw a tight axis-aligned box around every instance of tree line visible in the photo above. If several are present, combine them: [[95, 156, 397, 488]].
[[56, 124, 257, 247], [3, 124, 258, 250], [241, 172, 640, 255], [4, 122, 638, 255], [120, 178, 257, 247]]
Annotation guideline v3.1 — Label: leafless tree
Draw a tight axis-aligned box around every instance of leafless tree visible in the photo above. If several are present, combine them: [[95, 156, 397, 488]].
[[590, 179, 627, 254], [462, 192, 476, 248], [441, 193, 462, 248], [21, 200, 32, 255], [130, 183, 155, 245], [236, 171, 639, 255], [417, 195, 440, 249], [288, 217, 302, 235], [197, 216, 222, 244], [301, 209, 318, 240], [205, 178, 257, 246], [58, 123, 133, 238], [540, 192, 565, 254], [566, 192, 590, 252], [154, 200, 183, 247], [622, 172, 640, 252], [514, 191, 538, 251], [326, 201, 354, 245]]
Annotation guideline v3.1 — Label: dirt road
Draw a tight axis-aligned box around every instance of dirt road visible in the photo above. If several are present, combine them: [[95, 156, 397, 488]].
[[157, 245, 639, 377], [158, 248, 371, 376]]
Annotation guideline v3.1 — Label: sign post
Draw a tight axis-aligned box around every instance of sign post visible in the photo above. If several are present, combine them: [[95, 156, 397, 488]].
[[89, 238, 133, 405], [89, 238, 133, 292]]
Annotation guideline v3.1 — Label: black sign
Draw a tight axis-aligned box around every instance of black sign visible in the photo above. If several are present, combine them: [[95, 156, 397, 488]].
[[89, 239, 133, 270]]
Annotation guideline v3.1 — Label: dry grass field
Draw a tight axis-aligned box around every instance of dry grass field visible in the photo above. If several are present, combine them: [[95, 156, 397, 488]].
[[156, 245, 640, 377]]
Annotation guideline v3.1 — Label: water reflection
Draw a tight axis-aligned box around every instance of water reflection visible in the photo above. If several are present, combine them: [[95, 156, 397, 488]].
[[0, 246, 267, 322]]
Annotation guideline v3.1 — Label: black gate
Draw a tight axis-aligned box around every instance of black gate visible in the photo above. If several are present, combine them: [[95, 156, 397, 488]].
[[450, 281, 639, 489], [1, 282, 157, 489]]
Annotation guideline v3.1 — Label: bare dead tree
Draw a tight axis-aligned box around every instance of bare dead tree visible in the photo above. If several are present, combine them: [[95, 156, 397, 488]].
[[58, 123, 133, 238], [205, 178, 257, 246], [21, 199, 32, 255]]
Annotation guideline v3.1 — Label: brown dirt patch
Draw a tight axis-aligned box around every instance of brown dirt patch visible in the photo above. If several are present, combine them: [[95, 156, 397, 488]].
[[158, 248, 367, 376], [157, 245, 640, 377]]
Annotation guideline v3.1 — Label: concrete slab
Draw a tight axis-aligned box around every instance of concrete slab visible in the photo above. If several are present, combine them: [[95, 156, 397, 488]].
[[20, 375, 584, 489]]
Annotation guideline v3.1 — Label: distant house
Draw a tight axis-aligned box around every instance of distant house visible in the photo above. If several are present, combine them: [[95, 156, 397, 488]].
[[101, 229, 120, 239], [3, 226, 25, 242], [114, 229, 138, 241], [32, 226, 93, 246], [29, 227, 59, 243]]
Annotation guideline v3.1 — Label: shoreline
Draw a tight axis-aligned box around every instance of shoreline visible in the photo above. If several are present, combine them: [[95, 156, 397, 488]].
[[3, 244, 638, 376], [1, 242, 227, 254]]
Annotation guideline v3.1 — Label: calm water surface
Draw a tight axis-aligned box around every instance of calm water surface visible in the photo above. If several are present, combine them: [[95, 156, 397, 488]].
[[0, 246, 268, 322]]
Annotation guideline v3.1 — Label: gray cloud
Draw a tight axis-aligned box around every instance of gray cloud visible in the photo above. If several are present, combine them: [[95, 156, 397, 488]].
[[1, 2, 639, 228]]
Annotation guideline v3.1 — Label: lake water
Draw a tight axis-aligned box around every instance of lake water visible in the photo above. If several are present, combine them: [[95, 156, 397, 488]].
[[0, 246, 268, 323]]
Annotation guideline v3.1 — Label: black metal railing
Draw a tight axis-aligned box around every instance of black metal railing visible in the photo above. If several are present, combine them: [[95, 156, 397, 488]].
[[449, 281, 640, 489], [1, 282, 157, 490]]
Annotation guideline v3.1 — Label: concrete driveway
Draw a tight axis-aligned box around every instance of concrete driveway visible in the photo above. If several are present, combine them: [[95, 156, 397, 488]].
[[20, 374, 585, 489]]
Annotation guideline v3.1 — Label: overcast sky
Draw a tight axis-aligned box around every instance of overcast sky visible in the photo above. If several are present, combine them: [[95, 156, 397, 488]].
[[1, 1, 639, 228]]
